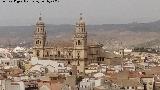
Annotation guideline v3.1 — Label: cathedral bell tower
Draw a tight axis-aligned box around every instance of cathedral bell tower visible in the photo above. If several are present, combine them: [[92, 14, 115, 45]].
[[33, 14, 46, 58], [73, 14, 88, 73]]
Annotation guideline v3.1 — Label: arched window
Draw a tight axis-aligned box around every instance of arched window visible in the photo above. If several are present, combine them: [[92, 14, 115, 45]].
[[46, 51, 49, 57], [37, 28, 39, 32], [69, 53, 71, 56], [39, 41, 41, 44], [68, 61, 70, 64], [36, 40, 39, 44], [78, 40, 81, 45], [36, 40, 40, 44], [58, 51, 60, 57], [77, 51, 80, 59], [37, 50, 40, 57]]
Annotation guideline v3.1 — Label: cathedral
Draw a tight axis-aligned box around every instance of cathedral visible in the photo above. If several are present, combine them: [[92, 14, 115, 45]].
[[32, 14, 105, 73]]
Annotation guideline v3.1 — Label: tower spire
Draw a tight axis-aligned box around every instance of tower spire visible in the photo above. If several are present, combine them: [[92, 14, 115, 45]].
[[39, 12, 42, 21], [80, 13, 83, 20]]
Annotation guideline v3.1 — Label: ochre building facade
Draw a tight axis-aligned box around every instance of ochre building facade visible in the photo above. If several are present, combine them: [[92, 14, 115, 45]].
[[33, 15, 105, 72]]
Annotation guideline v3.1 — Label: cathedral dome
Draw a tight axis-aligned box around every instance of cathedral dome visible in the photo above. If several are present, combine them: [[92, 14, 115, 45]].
[[36, 16, 45, 25], [76, 14, 85, 25]]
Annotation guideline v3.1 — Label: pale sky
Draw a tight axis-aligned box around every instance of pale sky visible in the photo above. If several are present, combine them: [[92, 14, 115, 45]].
[[0, 0, 160, 26]]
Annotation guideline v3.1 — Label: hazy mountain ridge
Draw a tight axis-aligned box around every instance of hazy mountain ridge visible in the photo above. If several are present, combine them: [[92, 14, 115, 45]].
[[1, 20, 160, 49]]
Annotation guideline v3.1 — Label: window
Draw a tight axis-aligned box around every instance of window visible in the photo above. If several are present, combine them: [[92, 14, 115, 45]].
[[36, 40, 42, 45], [37, 28, 39, 32], [69, 53, 71, 56], [68, 61, 70, 64], [6, 62, 9, 65], [77, 52, 80, 56], [58, 64, 62, 67], [37, 50, 40, 56], [78, 40, 81, 45], [102, 58, 104, 61], [77, 51, 80, 59], [149, 82, 153, 85], [58, 51, 60, 57], [46, 52, 49, 57], [36, 40, 39, 44]]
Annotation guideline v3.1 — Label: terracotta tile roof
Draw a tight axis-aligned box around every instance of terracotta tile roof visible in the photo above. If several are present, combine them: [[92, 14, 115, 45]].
[[145, 66, 160, 75], [112, 79, 143, 87]]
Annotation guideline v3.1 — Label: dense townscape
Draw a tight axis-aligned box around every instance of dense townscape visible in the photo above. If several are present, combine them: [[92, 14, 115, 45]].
[[0, 15, 160, 90]]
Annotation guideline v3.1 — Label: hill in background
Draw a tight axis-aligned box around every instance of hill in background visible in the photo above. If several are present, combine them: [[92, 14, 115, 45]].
[[1, 20, 160, 50]]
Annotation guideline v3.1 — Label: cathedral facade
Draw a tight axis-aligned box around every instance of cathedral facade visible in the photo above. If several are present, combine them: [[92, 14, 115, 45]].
[[32, 15, 105, 73]]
